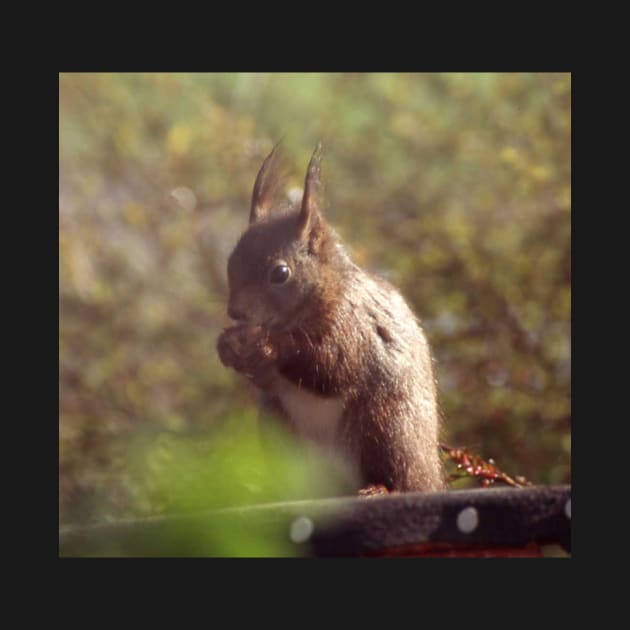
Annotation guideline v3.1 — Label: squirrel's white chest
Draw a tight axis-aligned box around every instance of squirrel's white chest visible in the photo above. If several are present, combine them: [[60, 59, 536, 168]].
[[275, 377, 345, 448]]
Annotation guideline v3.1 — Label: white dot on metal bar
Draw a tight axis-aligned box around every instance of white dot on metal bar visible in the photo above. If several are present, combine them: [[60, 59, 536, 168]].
[[457, 506, 479, 533], [290, 516, 314, 544], [565, 499, 571, 520]]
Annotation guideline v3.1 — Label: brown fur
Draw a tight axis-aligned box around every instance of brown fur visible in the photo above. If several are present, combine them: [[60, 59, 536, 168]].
[[217, 145, 445, 493]]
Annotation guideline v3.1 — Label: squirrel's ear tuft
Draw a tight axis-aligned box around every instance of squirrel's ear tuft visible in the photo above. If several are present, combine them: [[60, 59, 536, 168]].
[[250, 142, 285, 224], [296, 142, 324, 246]]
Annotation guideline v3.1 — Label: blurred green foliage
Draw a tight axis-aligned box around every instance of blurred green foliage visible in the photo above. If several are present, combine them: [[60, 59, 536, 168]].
[[60, 413, 344, 556], [59, 73, 570, 540]]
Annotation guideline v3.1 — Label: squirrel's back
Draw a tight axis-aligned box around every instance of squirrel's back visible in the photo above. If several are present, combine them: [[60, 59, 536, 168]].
[[322, 263, 444, 491]]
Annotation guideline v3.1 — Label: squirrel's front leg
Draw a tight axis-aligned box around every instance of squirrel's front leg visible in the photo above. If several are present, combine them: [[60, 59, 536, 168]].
[[217, 326, 279, 389]]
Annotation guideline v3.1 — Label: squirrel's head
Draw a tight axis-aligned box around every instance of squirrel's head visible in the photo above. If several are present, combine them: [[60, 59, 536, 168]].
[[226, 143, 344, 329]]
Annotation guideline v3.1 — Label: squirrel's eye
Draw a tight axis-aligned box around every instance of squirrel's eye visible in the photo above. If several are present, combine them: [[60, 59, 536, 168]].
[[269, 263, 291, 285]]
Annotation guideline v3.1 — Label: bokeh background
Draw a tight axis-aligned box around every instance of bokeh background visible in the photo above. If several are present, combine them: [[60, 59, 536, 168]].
[[59, 73, 570, 537]]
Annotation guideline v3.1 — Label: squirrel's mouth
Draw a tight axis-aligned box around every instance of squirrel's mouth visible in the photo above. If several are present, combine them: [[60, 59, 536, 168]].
[[262, 314, 296, 333], [262, 316, 284, 330], [228, 310, 289, 332], [230, 314, 278, 329]]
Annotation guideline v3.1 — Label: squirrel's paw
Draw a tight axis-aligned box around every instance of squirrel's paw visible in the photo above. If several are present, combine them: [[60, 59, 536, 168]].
[[217, 326, 277, 383]]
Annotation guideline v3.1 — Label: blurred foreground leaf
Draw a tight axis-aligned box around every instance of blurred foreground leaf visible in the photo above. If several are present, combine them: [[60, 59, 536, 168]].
[[61, 412, 350, 556]]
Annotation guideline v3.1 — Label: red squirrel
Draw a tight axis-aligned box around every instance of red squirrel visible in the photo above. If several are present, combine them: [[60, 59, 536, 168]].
[[217, 144, 445, 494]]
